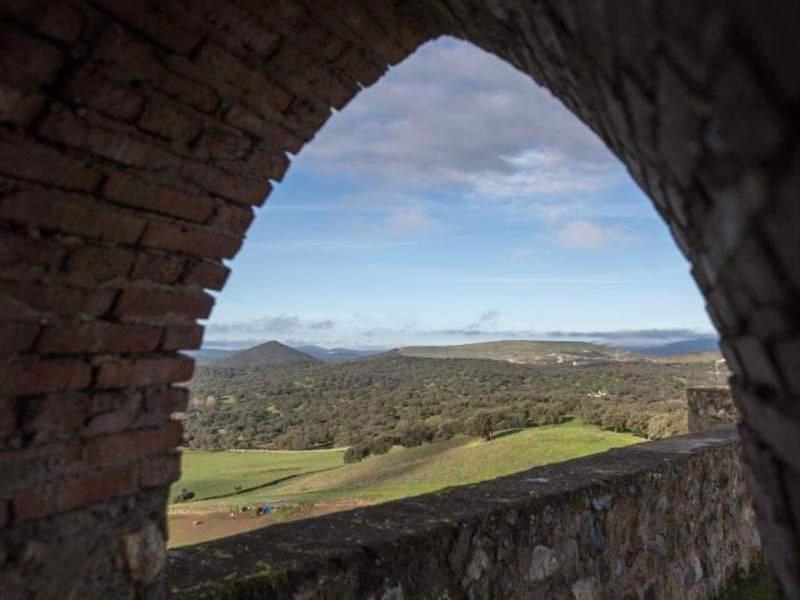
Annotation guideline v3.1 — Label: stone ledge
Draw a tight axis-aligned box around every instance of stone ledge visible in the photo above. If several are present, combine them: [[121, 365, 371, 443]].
[[166, 425, 760, 599]]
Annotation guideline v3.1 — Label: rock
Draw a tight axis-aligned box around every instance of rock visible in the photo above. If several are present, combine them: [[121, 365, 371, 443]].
[[572, 576, 598, 600], [119, 522, 166, 584], [193, 520, 203, 526], [528, 545, 559, 581]]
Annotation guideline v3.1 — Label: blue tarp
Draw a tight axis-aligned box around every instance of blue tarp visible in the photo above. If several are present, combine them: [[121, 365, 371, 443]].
[[261, 502, 272, 514]]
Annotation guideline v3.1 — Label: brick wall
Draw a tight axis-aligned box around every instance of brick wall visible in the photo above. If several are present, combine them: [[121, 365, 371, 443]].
[[0, 1, 797, 598]]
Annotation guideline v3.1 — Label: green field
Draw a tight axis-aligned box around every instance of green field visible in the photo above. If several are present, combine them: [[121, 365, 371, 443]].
[[397, 340, 619, 361], [175, 420, 641, 510], [170, 448, 345, 503]]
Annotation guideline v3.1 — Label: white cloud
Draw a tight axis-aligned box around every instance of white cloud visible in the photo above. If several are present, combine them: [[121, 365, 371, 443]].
[[299, 38, 618, 191], [468, 150, 621, 200], [552, 220, 633, 251], [384, 206, 442, 234]]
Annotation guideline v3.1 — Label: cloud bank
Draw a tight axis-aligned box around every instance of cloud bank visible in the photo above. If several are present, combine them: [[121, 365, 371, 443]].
[[295, 38, 630, 251]]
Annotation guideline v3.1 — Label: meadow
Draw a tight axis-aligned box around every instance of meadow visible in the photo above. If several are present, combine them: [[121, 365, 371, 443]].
[[168, 420, 641, 547], [170, 447, 344, 503]]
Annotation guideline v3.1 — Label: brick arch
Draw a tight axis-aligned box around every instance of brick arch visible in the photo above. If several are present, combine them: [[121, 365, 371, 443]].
[[0, 1, 797, 598]]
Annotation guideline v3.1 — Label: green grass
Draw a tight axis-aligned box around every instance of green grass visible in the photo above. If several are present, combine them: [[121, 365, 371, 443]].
[[397, 340, 619, 361], [170, 448, 345, 502], [180, 420, 641, 509]]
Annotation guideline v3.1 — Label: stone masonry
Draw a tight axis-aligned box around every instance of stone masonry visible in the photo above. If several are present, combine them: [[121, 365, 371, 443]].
[[0, 1, 798, 598], [166, 427, 762, 599], [687, 387, 738, 434]]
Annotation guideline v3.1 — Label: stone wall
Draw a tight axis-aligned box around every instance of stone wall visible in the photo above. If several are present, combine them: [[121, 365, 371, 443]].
[[167, 426, 762, 599], [0, 1, 798, 597], [688, 387, 738, 434]]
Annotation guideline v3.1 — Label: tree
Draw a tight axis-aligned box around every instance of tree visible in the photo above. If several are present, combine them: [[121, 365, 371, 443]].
[[466, 410, 495, 441]]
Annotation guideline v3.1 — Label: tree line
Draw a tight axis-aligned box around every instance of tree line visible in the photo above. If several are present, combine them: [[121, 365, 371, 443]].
[[182, 353, 719, 459]]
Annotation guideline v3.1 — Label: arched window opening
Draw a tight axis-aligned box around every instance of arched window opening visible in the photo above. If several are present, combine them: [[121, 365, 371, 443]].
[[170, 39, 728, 550]]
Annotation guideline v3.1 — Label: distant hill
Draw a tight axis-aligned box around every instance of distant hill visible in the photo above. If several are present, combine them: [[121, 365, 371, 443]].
[[214, 341, 320, 368], [397, 340, 625, 363], [293, 345, 384, 363], [632, 337, 720, 358], [186, 348, 236, 366]]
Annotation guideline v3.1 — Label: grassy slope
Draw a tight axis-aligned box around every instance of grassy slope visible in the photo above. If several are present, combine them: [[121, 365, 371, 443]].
[[397, 340, 618, 361], [182, 420, 641, 509], [170, 448, 344, 502]]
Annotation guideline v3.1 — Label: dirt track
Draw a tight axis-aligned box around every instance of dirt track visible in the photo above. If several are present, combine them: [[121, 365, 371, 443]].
[[167, 501, 372, 548]]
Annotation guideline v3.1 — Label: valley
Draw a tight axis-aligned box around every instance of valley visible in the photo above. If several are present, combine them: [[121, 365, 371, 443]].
[[172, 339, 726, 548], [168, 419, 641, 548]]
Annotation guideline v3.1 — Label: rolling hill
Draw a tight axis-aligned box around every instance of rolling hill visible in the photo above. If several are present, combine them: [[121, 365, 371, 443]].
[[186, 348, 236, 366], [397, 340, 626, 363], [213, 341, 320, 368], [634, 337, 720, 357], [180, 419, 641, 509], [293, 345, 384, 363]]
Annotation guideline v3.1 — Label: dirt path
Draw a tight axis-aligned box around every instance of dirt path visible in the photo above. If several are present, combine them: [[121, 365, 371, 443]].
[[167, 501, 373, 549]]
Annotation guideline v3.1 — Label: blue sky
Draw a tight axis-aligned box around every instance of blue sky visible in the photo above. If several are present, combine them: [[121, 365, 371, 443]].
[[204, 38, 714, 350]]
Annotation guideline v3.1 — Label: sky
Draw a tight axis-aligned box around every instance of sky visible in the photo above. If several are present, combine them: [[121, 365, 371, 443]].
[[203, 38, 715, 350]]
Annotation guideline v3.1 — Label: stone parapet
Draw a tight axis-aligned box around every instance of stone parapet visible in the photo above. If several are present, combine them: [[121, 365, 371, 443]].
[[167, 426, 761, 599], [687, 387, 738, 433]]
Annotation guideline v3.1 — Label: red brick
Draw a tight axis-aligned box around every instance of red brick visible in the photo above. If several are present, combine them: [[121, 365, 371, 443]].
[[0, 359, 92, 396], [22, 393, 90, 438], [161, 325, 204, 351], [140, 452, 181, 488], [103, 172, 215, 223], [97, 0, 202, 54], [0, 322, 40, 356], [0, 188, 146, 244], [66, 69, 145, 122], [246, 147, 291, 182], [93, 28, 219, 114], [179, 0, 280, 55], [197, 127, 251, 161], [0, 441, 83, 495], [323, 1, 407, 63], [138, 102, 202, 142], [66, 245, 135, 281], [208, 203, 254, 235], [0, 397, 18, 438], [335, 44, 387, 87], [141, 220, 242, 259], [179, 159, 270, 206], [38, 322, 162, 354], [114, 288, 214, 319], [86, 420, 183, 465], [131, 251, 185, 284], [0, 81, 45, 125], [0, 229, 66, 271], [180, 259, 230, 290], [194, 42, 292, 111], [0, 137, 101, 191], [144, 387, 188, 416], [4, 3, 85, 43], [0, 25, 66, 84], [95, 355, 194, 389], [38, 105, 182, 172], [224, 104, 304, 153], [270, 45, 357, 109], [12, 463, 139, 522], [84, 390, 141, 436], [1, 281, 116, 316]]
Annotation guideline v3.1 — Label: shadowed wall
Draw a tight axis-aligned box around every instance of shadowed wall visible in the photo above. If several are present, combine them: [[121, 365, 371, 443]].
[[0, 1, 797, 597]]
